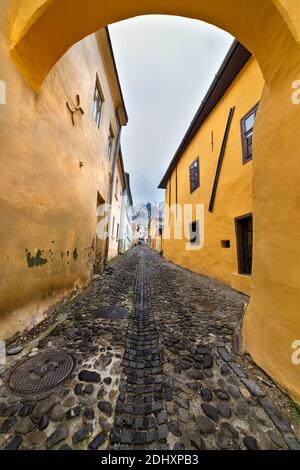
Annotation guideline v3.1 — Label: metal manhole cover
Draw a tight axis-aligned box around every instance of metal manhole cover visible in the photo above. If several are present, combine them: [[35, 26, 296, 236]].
[[90, 306, 128, 320], [8, 350, 75, 396]]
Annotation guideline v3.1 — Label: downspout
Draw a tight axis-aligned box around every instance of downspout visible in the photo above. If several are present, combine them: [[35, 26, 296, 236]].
[[104, 107, 123, 267], [118, 187, 126, 254]]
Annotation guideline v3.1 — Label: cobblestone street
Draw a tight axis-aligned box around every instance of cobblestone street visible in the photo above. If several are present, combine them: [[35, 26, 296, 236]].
[[0, 246, 299, 451]]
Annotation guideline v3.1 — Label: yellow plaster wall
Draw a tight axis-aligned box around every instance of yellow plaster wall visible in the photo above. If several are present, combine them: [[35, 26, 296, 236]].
[[8, 0, 300, 91], [273, 0, 300, 43], [0, 1, 120, 339], [163, 58, 263, 290], [5, 0, 300, 403], [231, 273, 252, 297]]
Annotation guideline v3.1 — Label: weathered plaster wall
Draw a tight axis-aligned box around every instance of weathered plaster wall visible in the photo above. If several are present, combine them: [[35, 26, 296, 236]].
[[108, 157, 124, 260], [163, 58, 264, 294], [5, 0, 300, 403], [0, 0, 119, 339], [273, 0, 300, 42], [8, 0, 299, 91]]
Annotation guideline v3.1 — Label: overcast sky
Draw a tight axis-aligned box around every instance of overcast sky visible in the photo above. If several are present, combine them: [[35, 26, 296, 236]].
[[109, 16, 233, 205]]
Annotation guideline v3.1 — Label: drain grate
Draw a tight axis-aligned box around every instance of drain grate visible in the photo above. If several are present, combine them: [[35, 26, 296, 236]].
[[89, 306, 128, 320], [8, 350, 75, 396]]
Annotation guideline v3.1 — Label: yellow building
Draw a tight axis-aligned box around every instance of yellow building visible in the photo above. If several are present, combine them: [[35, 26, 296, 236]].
[[159, 41, 264, 297], [0, 16, 127, 339], [3, 0, 300, 406], [108, 149, 126, 261]]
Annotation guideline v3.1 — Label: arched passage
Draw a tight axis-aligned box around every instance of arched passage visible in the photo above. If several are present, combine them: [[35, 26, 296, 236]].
[[9, 0, 300, 90], [6, 0, 300, 402]]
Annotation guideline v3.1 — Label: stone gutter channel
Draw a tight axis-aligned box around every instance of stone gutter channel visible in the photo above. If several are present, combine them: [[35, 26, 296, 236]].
[[109, 249, 169, 449]]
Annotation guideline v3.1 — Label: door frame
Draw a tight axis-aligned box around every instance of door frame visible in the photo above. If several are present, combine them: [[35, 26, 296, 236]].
[[234, 213, 253, 276]]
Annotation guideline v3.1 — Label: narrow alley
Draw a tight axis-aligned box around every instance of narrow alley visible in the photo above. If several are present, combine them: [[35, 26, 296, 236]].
[[0, 247, 299, 451]]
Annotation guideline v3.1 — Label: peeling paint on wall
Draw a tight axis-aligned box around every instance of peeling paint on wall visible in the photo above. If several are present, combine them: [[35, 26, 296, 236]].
[[26, 249, 48, 268]]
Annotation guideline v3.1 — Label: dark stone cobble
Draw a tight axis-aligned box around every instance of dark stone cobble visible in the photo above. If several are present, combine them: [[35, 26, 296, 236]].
[[0, 251, 136, 450], [0, 246, 299, 450]]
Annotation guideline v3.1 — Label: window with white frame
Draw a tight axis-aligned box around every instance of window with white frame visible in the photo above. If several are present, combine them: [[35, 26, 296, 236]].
[[92, 78, 104, 128], [241, 104, 259, 163]]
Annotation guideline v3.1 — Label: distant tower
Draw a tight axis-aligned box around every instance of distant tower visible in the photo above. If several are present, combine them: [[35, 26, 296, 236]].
[[146, 202, 152, 220]]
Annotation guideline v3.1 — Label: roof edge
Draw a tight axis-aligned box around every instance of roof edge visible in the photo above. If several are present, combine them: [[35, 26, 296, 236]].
[[158, 40, 251, 189], [105, 26, 128, 125], [125, 172, 134, 207]]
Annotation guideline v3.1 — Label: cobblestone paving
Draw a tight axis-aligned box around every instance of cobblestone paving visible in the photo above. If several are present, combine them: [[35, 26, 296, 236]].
[[110, 249, 167, 449], [0, 246, 300, 450]]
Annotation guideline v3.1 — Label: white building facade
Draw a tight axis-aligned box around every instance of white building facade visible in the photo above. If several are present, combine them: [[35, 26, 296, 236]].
[[119, 173, 134, 253]]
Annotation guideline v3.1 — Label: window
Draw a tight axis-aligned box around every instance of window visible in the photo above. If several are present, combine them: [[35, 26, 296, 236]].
[[190, 220, 200, 246], [241, 104, 259, 163], [116, 223, 120, 240], [235, 214, 253, 275], [93, 78, 103, 128], [189, 158, 200, 193], [107, 125, 114, 160], [221, 240, 231, 248]]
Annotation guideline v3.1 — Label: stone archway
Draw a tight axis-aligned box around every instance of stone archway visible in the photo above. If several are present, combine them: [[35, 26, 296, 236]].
[[7, 0, 300, 402]]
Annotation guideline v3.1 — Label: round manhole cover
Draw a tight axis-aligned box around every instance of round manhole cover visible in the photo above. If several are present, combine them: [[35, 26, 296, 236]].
[[8, 350, 75, 396], [90, 306, 128, 320]]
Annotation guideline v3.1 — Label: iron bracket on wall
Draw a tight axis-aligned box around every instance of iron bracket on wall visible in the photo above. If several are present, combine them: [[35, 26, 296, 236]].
[[66, 94, 84, 126], [209, 107, 235, 213]]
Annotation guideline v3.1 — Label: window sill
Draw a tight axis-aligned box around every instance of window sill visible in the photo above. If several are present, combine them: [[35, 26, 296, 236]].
[[190, 185, 200, 194], [242, 157, 253, 165]]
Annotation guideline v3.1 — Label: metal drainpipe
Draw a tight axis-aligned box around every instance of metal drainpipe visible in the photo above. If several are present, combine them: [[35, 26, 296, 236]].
[[104, 107, 123, 268], [118, 187, 126, 255]]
